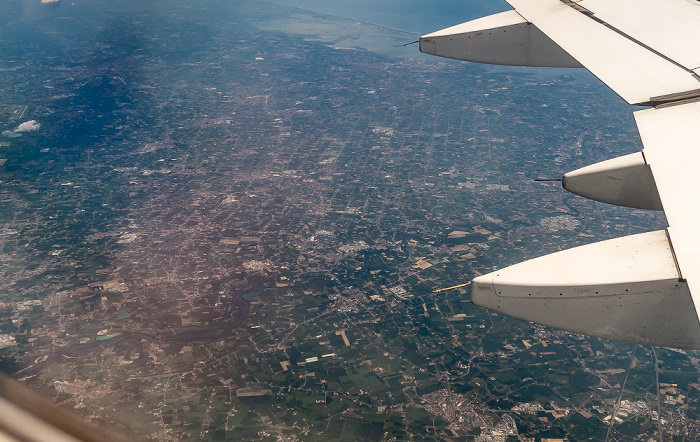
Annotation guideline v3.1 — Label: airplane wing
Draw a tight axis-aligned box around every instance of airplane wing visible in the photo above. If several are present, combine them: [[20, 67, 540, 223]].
[[0, 372, 131, 441], [420, 0, 700, 349]]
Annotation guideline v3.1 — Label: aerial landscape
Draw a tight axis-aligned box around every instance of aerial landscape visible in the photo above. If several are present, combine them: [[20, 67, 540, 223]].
[[0, 0, 699, 440]]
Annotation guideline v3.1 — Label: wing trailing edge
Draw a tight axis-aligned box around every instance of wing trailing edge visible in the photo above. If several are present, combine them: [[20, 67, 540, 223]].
[[472, 231, 700, 349], [420, 0, 700, 348], [420, 0, 700, 105]]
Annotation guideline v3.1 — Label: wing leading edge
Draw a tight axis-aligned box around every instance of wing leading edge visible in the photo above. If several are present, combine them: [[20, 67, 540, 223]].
[[420, 0, 700, 348]]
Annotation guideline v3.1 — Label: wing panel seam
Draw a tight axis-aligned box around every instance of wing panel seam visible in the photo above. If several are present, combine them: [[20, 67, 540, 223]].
[[665, 228, 686, 282], [558, 0, 697, 92]]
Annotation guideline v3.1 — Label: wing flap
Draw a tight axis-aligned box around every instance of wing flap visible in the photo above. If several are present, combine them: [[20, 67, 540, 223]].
[[578, 0, 700, 73], [506, 0, 700, 104], [635, 101, 700, 323]]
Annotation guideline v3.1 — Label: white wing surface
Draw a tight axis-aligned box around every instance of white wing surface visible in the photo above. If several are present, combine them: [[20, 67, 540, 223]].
[[636, 102, 700, 313], [578, 0, 700, 74], [420, 0, 700, 348], [506, 0, 700, 105]]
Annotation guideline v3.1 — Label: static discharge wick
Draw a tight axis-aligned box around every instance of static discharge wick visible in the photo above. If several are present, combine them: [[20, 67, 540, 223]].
[[432, 281, 471, 294]]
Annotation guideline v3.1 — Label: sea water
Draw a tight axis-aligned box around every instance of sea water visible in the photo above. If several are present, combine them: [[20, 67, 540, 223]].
[[266, 0, 510, 33]]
